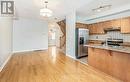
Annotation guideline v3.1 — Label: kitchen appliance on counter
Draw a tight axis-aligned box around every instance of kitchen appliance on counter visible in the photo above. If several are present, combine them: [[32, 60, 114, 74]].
[[107, 38, 123, 46], [75, 28, 89, 59]]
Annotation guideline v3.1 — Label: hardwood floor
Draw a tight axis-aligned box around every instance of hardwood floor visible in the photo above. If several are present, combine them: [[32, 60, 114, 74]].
[[0, 47, 122, 82]]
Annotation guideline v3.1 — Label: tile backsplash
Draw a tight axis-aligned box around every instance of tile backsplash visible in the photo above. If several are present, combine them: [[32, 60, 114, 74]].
[[89, 31, 130, 42]]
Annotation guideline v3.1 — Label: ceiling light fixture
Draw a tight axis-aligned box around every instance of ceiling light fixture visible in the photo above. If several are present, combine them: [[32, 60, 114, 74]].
[[92, 5, 112, 12], [40, 1, 53, 17]]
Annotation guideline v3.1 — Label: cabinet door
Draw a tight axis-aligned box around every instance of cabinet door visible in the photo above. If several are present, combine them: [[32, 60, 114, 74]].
[[91, 23, 104, 34], [88, 24, 94, 34], [97, 22, 105, 34], [102, 21, 112, 29], [92, 23, 98, 34], [95, 49, 110, 73], [88, 48, 96, 67], [88, 21, 114, 34], [88, 23, 96, 34], [111, 19, 121, 28], [121, 17, 130, 33], [76, 23, 87, 28], [88, 48, 110, 73], [110, 51, 130, 81]]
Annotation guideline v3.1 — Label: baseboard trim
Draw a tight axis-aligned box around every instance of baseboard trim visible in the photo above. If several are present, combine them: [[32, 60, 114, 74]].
[[66, 54, 88, 65], [0, 54, 12, 72], [66, 54, 76, 60], [13, 48, 48, 53]]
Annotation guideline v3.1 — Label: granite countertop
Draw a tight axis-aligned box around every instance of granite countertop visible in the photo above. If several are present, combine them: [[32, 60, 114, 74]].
[[84, 44, 130, 54]]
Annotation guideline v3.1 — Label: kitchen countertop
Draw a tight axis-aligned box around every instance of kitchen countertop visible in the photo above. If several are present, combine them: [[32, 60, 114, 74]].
[[84, 44, 130, 54]]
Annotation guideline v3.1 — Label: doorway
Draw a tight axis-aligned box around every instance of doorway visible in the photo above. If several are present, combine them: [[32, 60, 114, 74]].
[[48, 28, 56, 46], [48, 22, 61, 48]]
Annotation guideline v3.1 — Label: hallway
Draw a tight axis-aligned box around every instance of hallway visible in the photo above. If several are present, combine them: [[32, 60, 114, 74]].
[[0, 47, 122, 82]]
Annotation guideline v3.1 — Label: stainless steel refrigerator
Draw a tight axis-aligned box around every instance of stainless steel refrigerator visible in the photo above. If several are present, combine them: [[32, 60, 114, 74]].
[[75, 28, 89, 59]]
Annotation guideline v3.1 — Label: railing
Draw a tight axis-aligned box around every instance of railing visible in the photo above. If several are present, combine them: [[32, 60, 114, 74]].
[[57, 20, 66, 49], [60, 35, 66, 48]]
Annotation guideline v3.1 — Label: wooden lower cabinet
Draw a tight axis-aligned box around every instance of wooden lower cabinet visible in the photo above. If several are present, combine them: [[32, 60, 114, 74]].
[[110, 51, 130, 82], [88, 48, 110, 73], [88, 47, 130, 82]]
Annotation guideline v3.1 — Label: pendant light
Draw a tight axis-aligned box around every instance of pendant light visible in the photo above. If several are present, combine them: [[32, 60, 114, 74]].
[[40, 1, 53, 17]]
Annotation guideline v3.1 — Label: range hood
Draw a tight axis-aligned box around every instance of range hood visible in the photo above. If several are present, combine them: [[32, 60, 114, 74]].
[[104, 27, 121, 33]]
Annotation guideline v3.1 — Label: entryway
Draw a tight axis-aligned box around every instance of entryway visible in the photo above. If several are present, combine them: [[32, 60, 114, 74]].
[[48, 22, 62, 48]]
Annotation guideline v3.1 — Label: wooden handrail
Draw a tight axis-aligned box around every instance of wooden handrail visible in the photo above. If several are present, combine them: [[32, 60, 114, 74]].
[[60, 36, 66, 48], [57, 20, 66, 49]]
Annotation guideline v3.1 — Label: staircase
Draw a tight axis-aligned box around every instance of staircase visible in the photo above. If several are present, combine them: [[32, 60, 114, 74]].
[[57, 20, 66, 52]]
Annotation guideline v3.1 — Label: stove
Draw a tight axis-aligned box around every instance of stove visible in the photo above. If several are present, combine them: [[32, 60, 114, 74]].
[[107, 38, 123, 46]]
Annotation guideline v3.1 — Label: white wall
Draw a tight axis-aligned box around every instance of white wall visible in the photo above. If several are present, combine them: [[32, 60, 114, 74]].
[[0, 17, 13, 70], [13, 18, 48, 52], [66, 10, 76, 59]]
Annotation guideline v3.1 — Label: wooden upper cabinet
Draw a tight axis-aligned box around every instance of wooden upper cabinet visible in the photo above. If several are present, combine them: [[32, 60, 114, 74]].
[[111, 19, 121, 28], [87, 16, 130, 34], [88, 22, 105, 34], [102, 21, 112, 28], [92, 23, 98, 34], [97, 22, 105, 34], [76, 23, 88, 29], [102, 19, 121, 29], [93, 23, 104, 34], [88, 24, 94, 34], [90, 23, 99, 34], [121, 17, 130, 33]]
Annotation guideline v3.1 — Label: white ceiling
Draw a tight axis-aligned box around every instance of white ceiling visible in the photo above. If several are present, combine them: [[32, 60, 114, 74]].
[[77, 0, 130, 17], [14, 0, 93, 21], [14, 0, 130, 21]]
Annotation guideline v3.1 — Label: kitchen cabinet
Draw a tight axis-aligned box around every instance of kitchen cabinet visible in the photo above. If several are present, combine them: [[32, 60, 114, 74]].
[[76, 23, 88, 28], [110, 51, 130, 82], [88, 48, 110, 73], [88, 21, 112, 34], [88, 23, 105, 34], [88, 47, 130, 82], [121, 17, 130, 33], [87, 16, 130, 34], [88, 24, 94, 34], [96, 22, 105, 34], [102, 21, 112, 28], [111, 19, 121, 28], [92, 23, 98, 34]]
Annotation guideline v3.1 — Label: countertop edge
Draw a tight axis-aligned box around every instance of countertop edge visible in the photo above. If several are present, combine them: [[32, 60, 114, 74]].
[[84, 45, 130, 54]]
